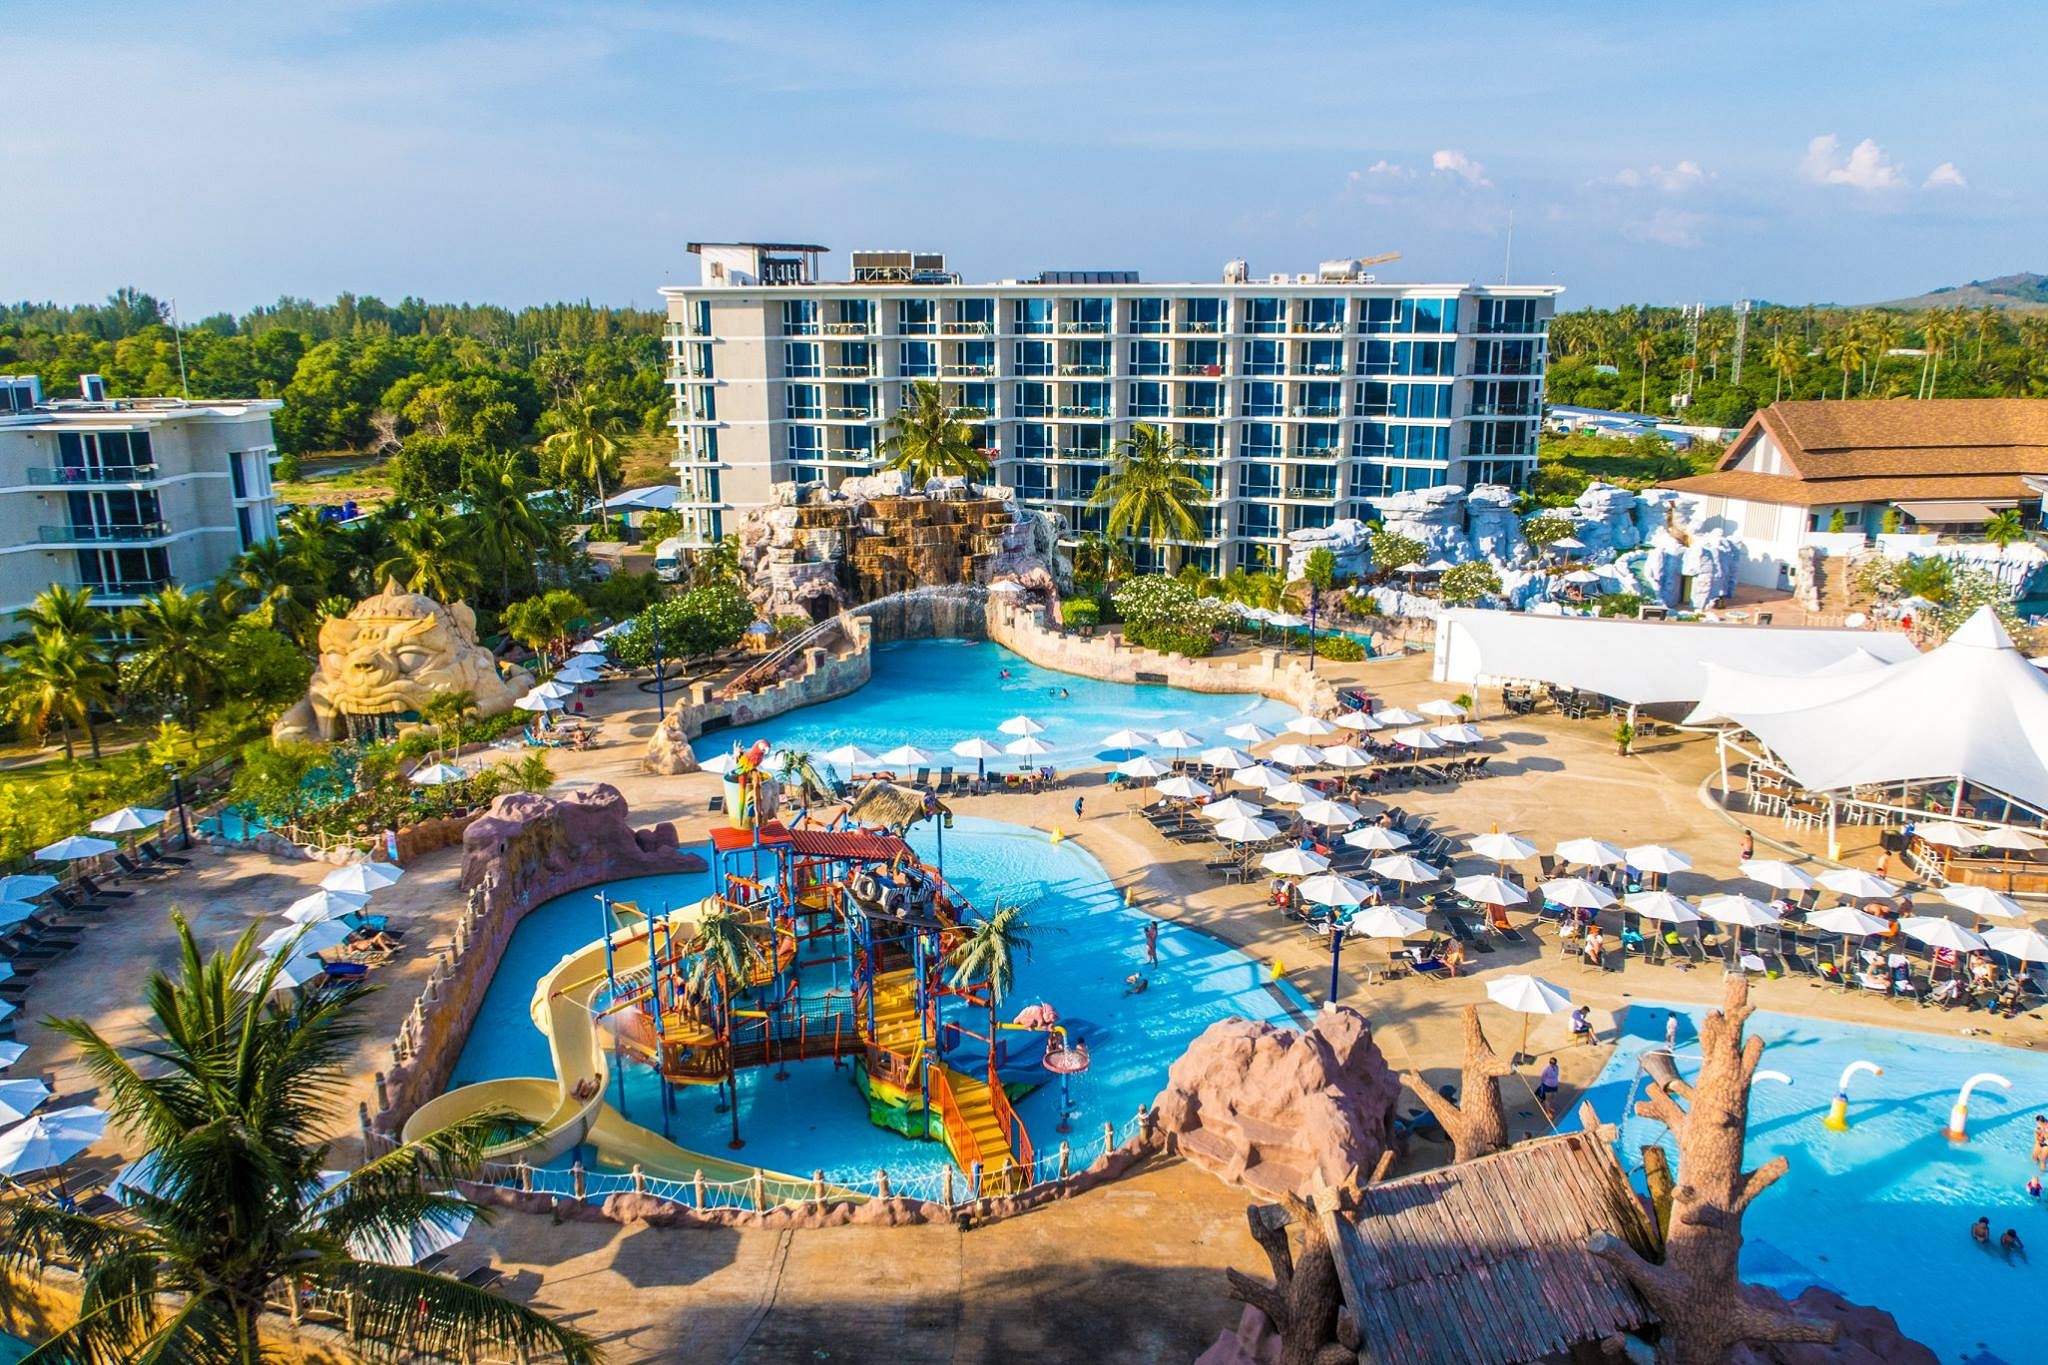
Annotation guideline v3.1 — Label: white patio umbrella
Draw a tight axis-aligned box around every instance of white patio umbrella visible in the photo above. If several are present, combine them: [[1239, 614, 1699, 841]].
[[1485, 974, 1573, 1060], [1319, 744, 1372, 769], [1818, 868, 1899, 901], [283, 889, 372, 925], [1899, 916, 1987, 953], [532, 679, 578, 700], [1806, 905, 1890, 938], [237, 954, 329, 992], [89, 806, 166, 834], [1213, 815, 1280, 844], [1225, 721, 1277, 744], [1267, 743, 1327, 769], [1625, 844, 1693, 876], [1431, 724, 1486, 746], [1743, 860, 1816, 894], [322, 862, 404, 895], [1698, 894, 1782, 928], [822, 743, 876, 768], [998, 715, 1046, 737], [1266, 612, 1308, 631], [1099, 728, 1153, 751], [1938, 884, 2026, 920], [1911, 821, 1984, 849], [1352, 904, 1430, 939], [1232, 764, 1290, 791], [571, 638, 609, 655], [1262, 847, 1331, 877], [1299, 873, 1373, 908], [1004, 736, 1054, 759], [0, 875, 57, 900], [1421, 559, 1459, 573], [1117, 754, 1173, 779], [1156, 774, 1214, 801], [1342, 825, 1410, 852], [1375, 707, 1427, 727], [986, 579, 1025, 595], [1976, 826, 2047, 852], [1540, 877, 1617, 910], [1265, 781, 1319, 806], [513, 692, 563, 713], [1418, 699, 1467, 719], [0, 1041, 28, 1071], [0, 1105, 107, 1176], [1555, 837, 1626, 868], [408, 762, 469, 786], [1549, 535, 1588, 552], [260, 919, 352, 957], [0, 1078, 52, 1125], [1284, 714, 1339, 738], [698, 752, 740, 776], [1153, 727, 1206, 752], [347, 1205, 477, 1267], [1202, 796, 1265, 822], [1297, 799, 1362, 830], [34, 835, 117, 862], [1336, 711, 1384, 732], [1454, 874, 1528, 907], [877, 743, 932, 767], [950, 737, 1004, 761], [1467, 832, 1538, 863], [1624, 890, 1701, 924], [1199, 745, 1256, 771], [1370, 854, 1443, 884], [1390, 728, 1444, 751], [1985, 926, 2048, 963]]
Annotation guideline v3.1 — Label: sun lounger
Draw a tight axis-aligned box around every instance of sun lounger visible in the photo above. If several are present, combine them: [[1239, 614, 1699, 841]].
[[137, 839, 191, 866], [460, 1264, 504, 1291], [104, 857, 158, 885]]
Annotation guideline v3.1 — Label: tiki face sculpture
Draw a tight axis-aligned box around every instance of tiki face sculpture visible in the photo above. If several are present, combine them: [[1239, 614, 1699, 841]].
[[272, 581, 532, 742]]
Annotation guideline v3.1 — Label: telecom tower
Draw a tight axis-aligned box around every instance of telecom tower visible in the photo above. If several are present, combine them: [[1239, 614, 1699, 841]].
[[1730, 299, 1752, 386]]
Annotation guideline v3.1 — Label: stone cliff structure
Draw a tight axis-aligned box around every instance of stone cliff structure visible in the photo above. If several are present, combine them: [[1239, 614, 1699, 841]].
[[273, 581, 532, 743]]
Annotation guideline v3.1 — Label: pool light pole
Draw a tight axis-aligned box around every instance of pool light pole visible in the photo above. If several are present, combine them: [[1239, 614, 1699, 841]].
[[163, 760, 191, 849], [1306, 598, 1317, 674]]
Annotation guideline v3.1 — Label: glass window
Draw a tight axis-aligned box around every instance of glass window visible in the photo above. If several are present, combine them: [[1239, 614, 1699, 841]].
[[1066, 340, 1110, 373], [1015, 383, 1053, 416], [1014, 298, 1054, 334], [1016, 422, 1055, 453], [1066, 382, 1110, 415], [1242, 339, 1285, 375], [1129, 340, 1169, 375], [1299, 382, 1342, 417], [832, 299, 873, 332], [783, 342, 820, 377], [1068, 298, 1111, 332], [1129, 382, 1169, 418], [1065, 425, 1108, 455], [1179, 382, 1221, 416], [1243, 382, 1285, 417], [1182, 424, 1219, 454], [959, 340, 995, 371], [958, 383, 994, 415], [1298, 423, 1341, 453], [1244, 298, 1285, 334], [781, 299, 818, 335], [1303, 298, 1345, 332], [832, 342, 872, 376], [1184, 298, 1226, 332], [786, 384, 822, 419], [1302, 339, 1343, 375], [689, 343, 714, 378], [1129, 298, 1169, 334], [835, 384, 873, 417], [788, 426, 824, 455], [955, 298, 995, 332], [1476, 298, 1539, 333], [898, 342, 937, 376], [840, 426, 873, 454], [227, 451, 248, 499], [1014, 340, 1053, 375], [1474, 339, 1540, 376], [1243, 422, 1284, 457], [1181, 340, 1223, 372], [898, 299, 937, 334]]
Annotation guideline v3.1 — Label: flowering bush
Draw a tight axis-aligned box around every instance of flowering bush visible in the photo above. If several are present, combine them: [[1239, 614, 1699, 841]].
[[1111, 575, 1230, 657], [1439, 561, 1503, 607]]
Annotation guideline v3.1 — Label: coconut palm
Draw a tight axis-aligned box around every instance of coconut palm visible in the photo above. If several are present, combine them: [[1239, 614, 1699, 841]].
[[1634, 332, 1657, 411], [689, 534, 741, 589], [420, 688, 477, 762], [228, 538, 324, 646], [2, 628, 113, 761], [461, 449, 550, 605], [946, 901, 1037, 1054], [375, 507, 481, 604], [878, 381, 990, 486], [1826, 330, 1869, 400], [689, 906, 765, 998], [511, 749, 554, 793], [540, 401, 624, 532], [123, 586, 225, 725], [1089, 423, 1206, 575], [1976, 304, 2002, 364], [4, 916, 599, 1365], [1984, 509, 2028, 549], [14, 583, 102, 645], [502, 589, 584, 670]]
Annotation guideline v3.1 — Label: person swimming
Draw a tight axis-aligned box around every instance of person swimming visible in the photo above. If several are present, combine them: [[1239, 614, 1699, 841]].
[[2027, 1175, 2042, 1200], [1972, 1216, 1992, 1244], [1123, 973, 1149, 995], [1000, 668, 1011, 679], [2001, 1228, 2025, 1261]]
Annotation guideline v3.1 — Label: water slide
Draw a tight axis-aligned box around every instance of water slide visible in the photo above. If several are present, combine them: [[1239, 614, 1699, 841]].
[[402, 900, 796, 1189]]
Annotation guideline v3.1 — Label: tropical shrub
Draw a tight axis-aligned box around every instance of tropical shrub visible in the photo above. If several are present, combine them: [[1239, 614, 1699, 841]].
[[1369, 529, 1425, 575], [1111, 575, 1229, 657], [1061, 599, 1100, 627], [1314, 634, 1366, 661], [1439, 562, 1503, 607], [1595, 592, 1646, 618], [610, 579, 755, 664], [1523, 513, 1577, 548], [1302, 547, 1337, 591]]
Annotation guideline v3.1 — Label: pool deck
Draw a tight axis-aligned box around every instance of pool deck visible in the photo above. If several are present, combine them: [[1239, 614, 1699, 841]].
[[12, 642, 2045, 1361]]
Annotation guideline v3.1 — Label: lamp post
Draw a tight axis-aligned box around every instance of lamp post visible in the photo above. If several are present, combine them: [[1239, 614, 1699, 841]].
[[1306, 597, 1318, 674], [163, 761, 191, 850], [1327, 918, 1345, 1004], [652, 607, 666, 718]]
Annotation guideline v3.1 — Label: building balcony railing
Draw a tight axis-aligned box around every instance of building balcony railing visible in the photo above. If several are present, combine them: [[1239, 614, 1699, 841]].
[[941, 363, 993, 378], [1298, 364, 1346, 376], [822, 365, 875, 379], [782, 324, 821, 337], [1474, 322, 1548, 336], [1059, 405, 1110, 418], [82, 578, 174, 599], [27, 464, 161, 485], [941, 321, 995, 335], [1286, 486, 1338, 501], [1128, 323, 1171, 335], [1058, 321, 1108, 334], [824, 406, 873, 420], [1290, 405, 1342, 418], [1471, 361, 1542, 377], [1016, 405, 1054, 418], [1467, 401, 1542, 417], [785, 368, 822, 379], [900, 368, 939, 380], [1059, 364, 1109, 377], [1058, 447, 1108, 460], [1128, 366, 1170, 377], [40, 521, 170, 544], [1291, 322, 1346, 333], [822, 321, 874, 336], [787, 408, 823, 420], [1130, 409, 1170, 420], [1184, 321, 1223, 333], [1015, 365, 1054, 378], [1174, 405, 1222, 418]]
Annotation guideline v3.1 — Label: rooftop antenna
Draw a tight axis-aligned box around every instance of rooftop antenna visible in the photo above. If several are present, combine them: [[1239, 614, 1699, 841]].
[[168, 296, 190, 399], [1502, 208, 1515, 284]]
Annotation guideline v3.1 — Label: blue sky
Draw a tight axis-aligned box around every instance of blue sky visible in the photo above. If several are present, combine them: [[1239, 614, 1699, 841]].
[[6, 1, 2040, 315]]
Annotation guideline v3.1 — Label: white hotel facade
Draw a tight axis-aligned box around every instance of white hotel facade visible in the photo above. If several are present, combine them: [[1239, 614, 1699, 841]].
[[661, 243, 1560, 573]]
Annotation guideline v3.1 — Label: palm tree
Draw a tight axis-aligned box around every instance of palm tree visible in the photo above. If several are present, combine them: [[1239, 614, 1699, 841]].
[[14, 583, 101, 643], [1826, 330, 1869, 400], [1089, 424, 1206, 575], [123, 586, 224, 725], [420, 688, 477, 762], [502, 590, 584, 670], [539, 401, 623, 532], [511, 749, 554, 793], [945, 901, 1036, 1053], [1984, 509, 2028, 549], [376, 507, 481, 604], [878, 381, 990, 486], [228, 538, 324, 645], [1863, 312, 1900, 391], [1766, 331, 1803, 402], [462, 449, 550, 605], [1634, 332, 1657, 412], [5, 916, 599, 1364], [689, 534, 741, 589], [1976, 304, 2002, 364], [2, 629, 112, 761], [1920, 310, 1960, 398]]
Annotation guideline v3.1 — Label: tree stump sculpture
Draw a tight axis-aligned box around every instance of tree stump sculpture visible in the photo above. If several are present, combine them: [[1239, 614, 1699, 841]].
[[1401, 1005, 1514, 1162], [1587, 975, 1837, 1365], [1224, 1160, 1388, 1365]]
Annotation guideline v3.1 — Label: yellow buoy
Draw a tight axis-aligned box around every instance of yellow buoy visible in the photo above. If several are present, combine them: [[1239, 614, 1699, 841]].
[[1050, 827, 1064, 843]]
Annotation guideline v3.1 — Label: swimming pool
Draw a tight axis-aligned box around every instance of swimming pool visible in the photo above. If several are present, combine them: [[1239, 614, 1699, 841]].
[[719, 638, 1294, 771], [448, 817, 1309, 1187], [1572, 1003, 2048, 1365]]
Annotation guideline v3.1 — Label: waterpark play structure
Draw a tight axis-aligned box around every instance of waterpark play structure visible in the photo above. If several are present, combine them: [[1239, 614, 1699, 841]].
[[408, 743, 1050, 1198]]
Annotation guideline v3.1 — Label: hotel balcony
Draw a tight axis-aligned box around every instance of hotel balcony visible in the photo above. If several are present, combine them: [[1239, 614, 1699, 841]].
[[822, 321, 874, 336], [1467, 400, 1542, 417], [1058, 321, 1108, 334], [40, 520, 171, 544], [25, 464, 162, 485], [822, 364, 875, 379]]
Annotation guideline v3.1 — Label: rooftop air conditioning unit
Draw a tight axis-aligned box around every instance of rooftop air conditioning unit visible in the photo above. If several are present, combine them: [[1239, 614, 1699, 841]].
[[80, 374, 107, 402], [1222, 258, 1249, 283], [1267, 274, 1288, 284]]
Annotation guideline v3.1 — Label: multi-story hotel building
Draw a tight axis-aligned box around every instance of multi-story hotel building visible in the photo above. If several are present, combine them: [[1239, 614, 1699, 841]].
[[661, 243, 1560, 572], [0, 375, 283, 613]]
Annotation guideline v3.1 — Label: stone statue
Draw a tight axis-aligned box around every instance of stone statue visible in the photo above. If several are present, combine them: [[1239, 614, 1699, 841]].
[[272, 581, 532, 743]]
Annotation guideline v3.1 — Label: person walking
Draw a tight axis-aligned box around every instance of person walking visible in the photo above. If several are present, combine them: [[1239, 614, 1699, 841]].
[[1664, 1013, 1680, 1053], [1144, 919, 1160, 965], [1073, 795, 1084, 821]]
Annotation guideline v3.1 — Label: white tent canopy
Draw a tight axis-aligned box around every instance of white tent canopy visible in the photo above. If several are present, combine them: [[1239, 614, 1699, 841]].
[[1431, 608, 1917, 707], [1698, 608, 2048, 810]]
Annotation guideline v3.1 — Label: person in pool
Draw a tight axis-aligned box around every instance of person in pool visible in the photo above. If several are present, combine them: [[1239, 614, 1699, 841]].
[[1972, 1216, 1992, 1245], [1123, 972, 1149, 995], [2001, 1228, 2025, 1261], [2033, 1115, 2048, 1171], [2026, 1175, 2042, 1200]]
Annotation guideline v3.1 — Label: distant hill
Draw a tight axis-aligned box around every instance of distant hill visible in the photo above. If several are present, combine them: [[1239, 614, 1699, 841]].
[[1874, 272, 2048, 311]]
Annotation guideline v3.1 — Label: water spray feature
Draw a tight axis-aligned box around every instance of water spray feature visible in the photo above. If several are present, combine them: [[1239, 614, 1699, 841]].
[[1822, 1060, 1883, 1131], [1942, 1072, 2011, 1142]]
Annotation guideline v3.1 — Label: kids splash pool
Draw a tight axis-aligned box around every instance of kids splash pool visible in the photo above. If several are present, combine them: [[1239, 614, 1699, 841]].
[[446, 816, 1308, 1194], [720, 638, 1295, 771], [1574, 1003, 2048, 1365]]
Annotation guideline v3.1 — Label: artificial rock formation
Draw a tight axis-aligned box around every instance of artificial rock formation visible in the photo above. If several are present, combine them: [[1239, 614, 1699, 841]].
[[1465, 483, 1530, 564], [273, 581, 532, 743], [459, 784, 704, 908], [1377, 484, 1475, 564], [1400, 1005, 1514, 1163], [1283, 519, 1372, 583], [1153, 1005, 1401, 1204]]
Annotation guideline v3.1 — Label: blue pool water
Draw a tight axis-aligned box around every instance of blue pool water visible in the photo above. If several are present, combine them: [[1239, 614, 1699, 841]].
[[721, 638, 1293, 771], [1572, 1003, 2048, 1365], [449, 817, 1308, 1187], [0, 1336, 27, 1362]]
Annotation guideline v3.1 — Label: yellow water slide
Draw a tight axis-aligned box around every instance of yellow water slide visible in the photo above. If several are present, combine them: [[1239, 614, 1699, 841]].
[[402, 899, 789, 1188]]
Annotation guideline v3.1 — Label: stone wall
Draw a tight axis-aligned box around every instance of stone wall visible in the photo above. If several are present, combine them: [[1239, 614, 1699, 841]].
[[643, 619, 876, 774]]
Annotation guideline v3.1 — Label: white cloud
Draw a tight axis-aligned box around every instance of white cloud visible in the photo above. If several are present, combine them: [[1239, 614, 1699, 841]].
[[1364, 158, 1413, 179], [1430, 148, 1490, 186], [1621, 208, 1706, 249], [1800, 134, 1906, 190], [1923, 161, 1967, 189], [1613, 159, 1710, 192]]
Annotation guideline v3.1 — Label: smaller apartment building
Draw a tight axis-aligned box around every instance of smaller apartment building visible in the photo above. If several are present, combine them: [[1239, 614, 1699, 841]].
[[0, 376, 283, 614]]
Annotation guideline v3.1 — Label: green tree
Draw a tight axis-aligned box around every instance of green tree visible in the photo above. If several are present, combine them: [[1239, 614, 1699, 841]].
[[946, 901, 1037, 1046], [1826, 328, 1870, 399], [420, 688, 477, 761], [501, 590, 585, 668], [1984, 508, 2027, 548], [1089, 423, 1205, 574], [688, 535, 741, 589], [123, 586, 225, 725], [375, 507, 481, 603], [227, 538, 325, 646], [228, 739, 330, 826], [386, 433, 479, 503], [1439, 561, 1503, 606], [461, 448, 551, 604], [5, 914, 598, 1364], [878, 380, 990, 485], [1766, 332, 1803, 402], [510, 750, 554, 793], [1302, 546, 1336, 592], [2, 629, 114, 760], [13, 583, 103, 645], [609, 581, 754, 665], [1827, 509, 1847, 533], [538, 400, 624, 531], [1370, 529, 1426, 575]]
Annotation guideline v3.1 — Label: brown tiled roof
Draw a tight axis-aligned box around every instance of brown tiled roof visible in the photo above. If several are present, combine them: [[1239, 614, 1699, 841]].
[[1664, 469, 2039, 508]]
